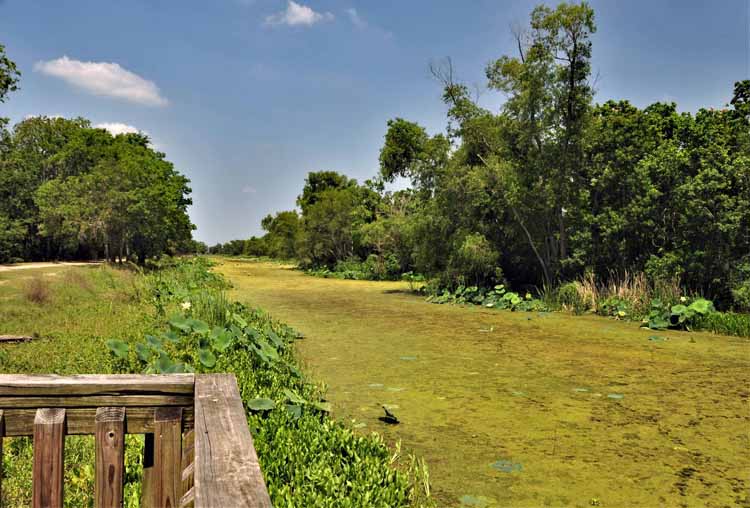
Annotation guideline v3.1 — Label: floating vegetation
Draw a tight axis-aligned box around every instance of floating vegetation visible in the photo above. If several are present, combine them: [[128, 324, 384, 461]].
[[399, 355, 417, 361], [459, 494, 495, 507], [511, 390, 526, 397], [490, 459, 522, 473], [607, 393, 624, 400], [648, 335, 667, 342], [367, 383, 384, 388], [573, 387, 590, 393], [353, 422, 367, 429], [387, 387, 405, 392]]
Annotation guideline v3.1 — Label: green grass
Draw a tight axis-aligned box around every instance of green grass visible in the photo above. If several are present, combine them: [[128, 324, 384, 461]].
[[0, 265, 153, 506], [216, 259, 750, 508]]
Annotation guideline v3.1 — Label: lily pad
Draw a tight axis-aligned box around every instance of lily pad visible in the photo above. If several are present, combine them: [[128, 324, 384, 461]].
[[490, 459, 522, 473], [573, 387, 590, 393], [399, 356, 417, 361], [459, 495, 495, 507], [648, 335, 666, 342], [368, 383, 384, 388], [607, 393, 624, 400], [387, 387, 405, 392], [511, 390, 526, 397]]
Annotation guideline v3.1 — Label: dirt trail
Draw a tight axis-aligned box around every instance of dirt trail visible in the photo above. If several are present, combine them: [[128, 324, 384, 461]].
[[0, 262, 100, 272], [217, 259, 750, 508]]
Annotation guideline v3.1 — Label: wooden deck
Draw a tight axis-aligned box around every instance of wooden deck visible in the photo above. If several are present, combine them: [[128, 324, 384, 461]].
[[0, 373, 272, 507]]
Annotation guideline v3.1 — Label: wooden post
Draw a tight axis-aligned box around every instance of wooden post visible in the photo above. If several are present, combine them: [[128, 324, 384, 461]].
[[0, 409, 4, 502], [95, 407, 125, 508], [153, 407, 182, 508], [32, 408, 66, 508], [193, 374, 272, 508], [141, 433, 155, 508], [179, 429, 195, 508]]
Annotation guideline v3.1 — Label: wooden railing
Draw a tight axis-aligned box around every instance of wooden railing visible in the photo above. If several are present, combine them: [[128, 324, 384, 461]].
[[0, 373, 272, 507]]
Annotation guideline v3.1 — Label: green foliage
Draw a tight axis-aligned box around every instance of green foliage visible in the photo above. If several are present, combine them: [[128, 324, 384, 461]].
[[644, 297, 716, 331], [0, 61, 194, 264], [427, 283, 548, 313], [107, 257, 432, 506]]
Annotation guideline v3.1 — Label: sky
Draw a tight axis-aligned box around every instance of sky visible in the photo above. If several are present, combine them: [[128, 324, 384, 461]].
[[0, 0, 747, 244]]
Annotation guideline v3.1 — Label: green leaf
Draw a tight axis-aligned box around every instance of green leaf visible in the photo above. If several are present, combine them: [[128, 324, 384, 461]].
[[688, 298, 714, 315], [156, 352, 175, 374], [188, 319, 210, 335], [146, 335, 163, 351], [285, 403, 302, 419], [106, 339, 129, 359], [168, 314, 191, 332], [232, 313, 248, 328], [198, 349, 216, 368], [313, 401, 332, 412], [162, 331, 179, 343], [211, 328, 232, 352], [135, 343, 152, 362], [247, 398, 276, 411], [283, 388, 307, 405]]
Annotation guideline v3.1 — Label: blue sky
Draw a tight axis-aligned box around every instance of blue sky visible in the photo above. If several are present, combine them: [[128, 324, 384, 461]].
[[1, 0, 746, 244]]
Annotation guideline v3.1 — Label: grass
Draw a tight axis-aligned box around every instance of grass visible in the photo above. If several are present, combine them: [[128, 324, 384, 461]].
[[0, 264, 152, 506], [216, 258, 750, 508]]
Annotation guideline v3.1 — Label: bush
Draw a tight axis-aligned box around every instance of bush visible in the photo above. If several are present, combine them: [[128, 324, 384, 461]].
[[556, 282, 586, 314], [448, 233, 500, 287], [24, 276, 51, 304]]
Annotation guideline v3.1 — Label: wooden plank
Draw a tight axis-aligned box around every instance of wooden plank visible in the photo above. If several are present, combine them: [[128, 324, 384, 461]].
[[152, 407, 182, 508], [1, 407, 194, 436], [193, 374, 272, 508], [0, 374, 195, 396], [0, 335, 33, 343], [180, 429, 195, 500], [0, 410, 4, 502], [0, 394, 193, 408], [141, 433, 155, 508], [32, 408, 65, 508], [95, 407, 125, 508]]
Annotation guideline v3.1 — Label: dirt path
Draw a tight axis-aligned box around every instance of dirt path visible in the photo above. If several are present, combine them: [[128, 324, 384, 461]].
[[217, 259, 749, 508], [0, 261, 99, 272]]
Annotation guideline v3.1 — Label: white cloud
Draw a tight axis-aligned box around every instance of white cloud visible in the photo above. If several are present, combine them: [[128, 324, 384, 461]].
[[265, 1, 333, 27], [346, 8, 366, 29], [241, 185, 257, 194], [94, 122, 142, 136], [34, 56, 168, 107]]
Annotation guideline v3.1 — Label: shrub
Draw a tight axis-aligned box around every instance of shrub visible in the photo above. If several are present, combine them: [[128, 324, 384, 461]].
[[24, 276, 51, 304], [556, 281, 586, 314], [448, 233, 500, 287]]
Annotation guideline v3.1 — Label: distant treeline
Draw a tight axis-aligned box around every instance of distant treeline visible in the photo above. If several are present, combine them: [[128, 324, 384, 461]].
[[0, 45, 196, 263], [217, 3, 749, 310]]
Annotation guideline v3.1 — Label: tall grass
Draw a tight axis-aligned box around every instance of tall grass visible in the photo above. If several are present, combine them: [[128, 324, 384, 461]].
[[554, 271, 681, 317]]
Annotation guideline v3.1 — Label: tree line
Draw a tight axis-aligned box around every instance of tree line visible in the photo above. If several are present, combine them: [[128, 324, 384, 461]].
[[219, 2, 749, 310], [0, 45, 195, 264]]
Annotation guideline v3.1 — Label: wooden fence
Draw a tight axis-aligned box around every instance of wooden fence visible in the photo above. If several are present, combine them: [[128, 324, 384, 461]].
[[0, 373, 272, 507]]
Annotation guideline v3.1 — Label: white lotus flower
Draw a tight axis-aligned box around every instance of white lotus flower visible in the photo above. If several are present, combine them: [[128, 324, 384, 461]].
[[181, 301, 192, 310]]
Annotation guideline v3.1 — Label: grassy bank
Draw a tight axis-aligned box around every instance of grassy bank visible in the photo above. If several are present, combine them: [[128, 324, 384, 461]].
[[217, 258, 750, 508], [0, 259, 430, 507]]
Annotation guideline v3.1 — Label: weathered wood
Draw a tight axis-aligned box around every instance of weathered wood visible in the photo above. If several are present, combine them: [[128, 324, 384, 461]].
[[141, 433, 155, 508], [153, 407, 182, 508], [0, 374, 195, 396], [180, 429, 195, 498], [0, 335, 33, 343], [0, 410, 4, 502], [193, 374, 272, 508], [32, 408, 65, 508], [95, 407, 125, 508], [0, 394, 193, 408], [1, 406, 194, 436]]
